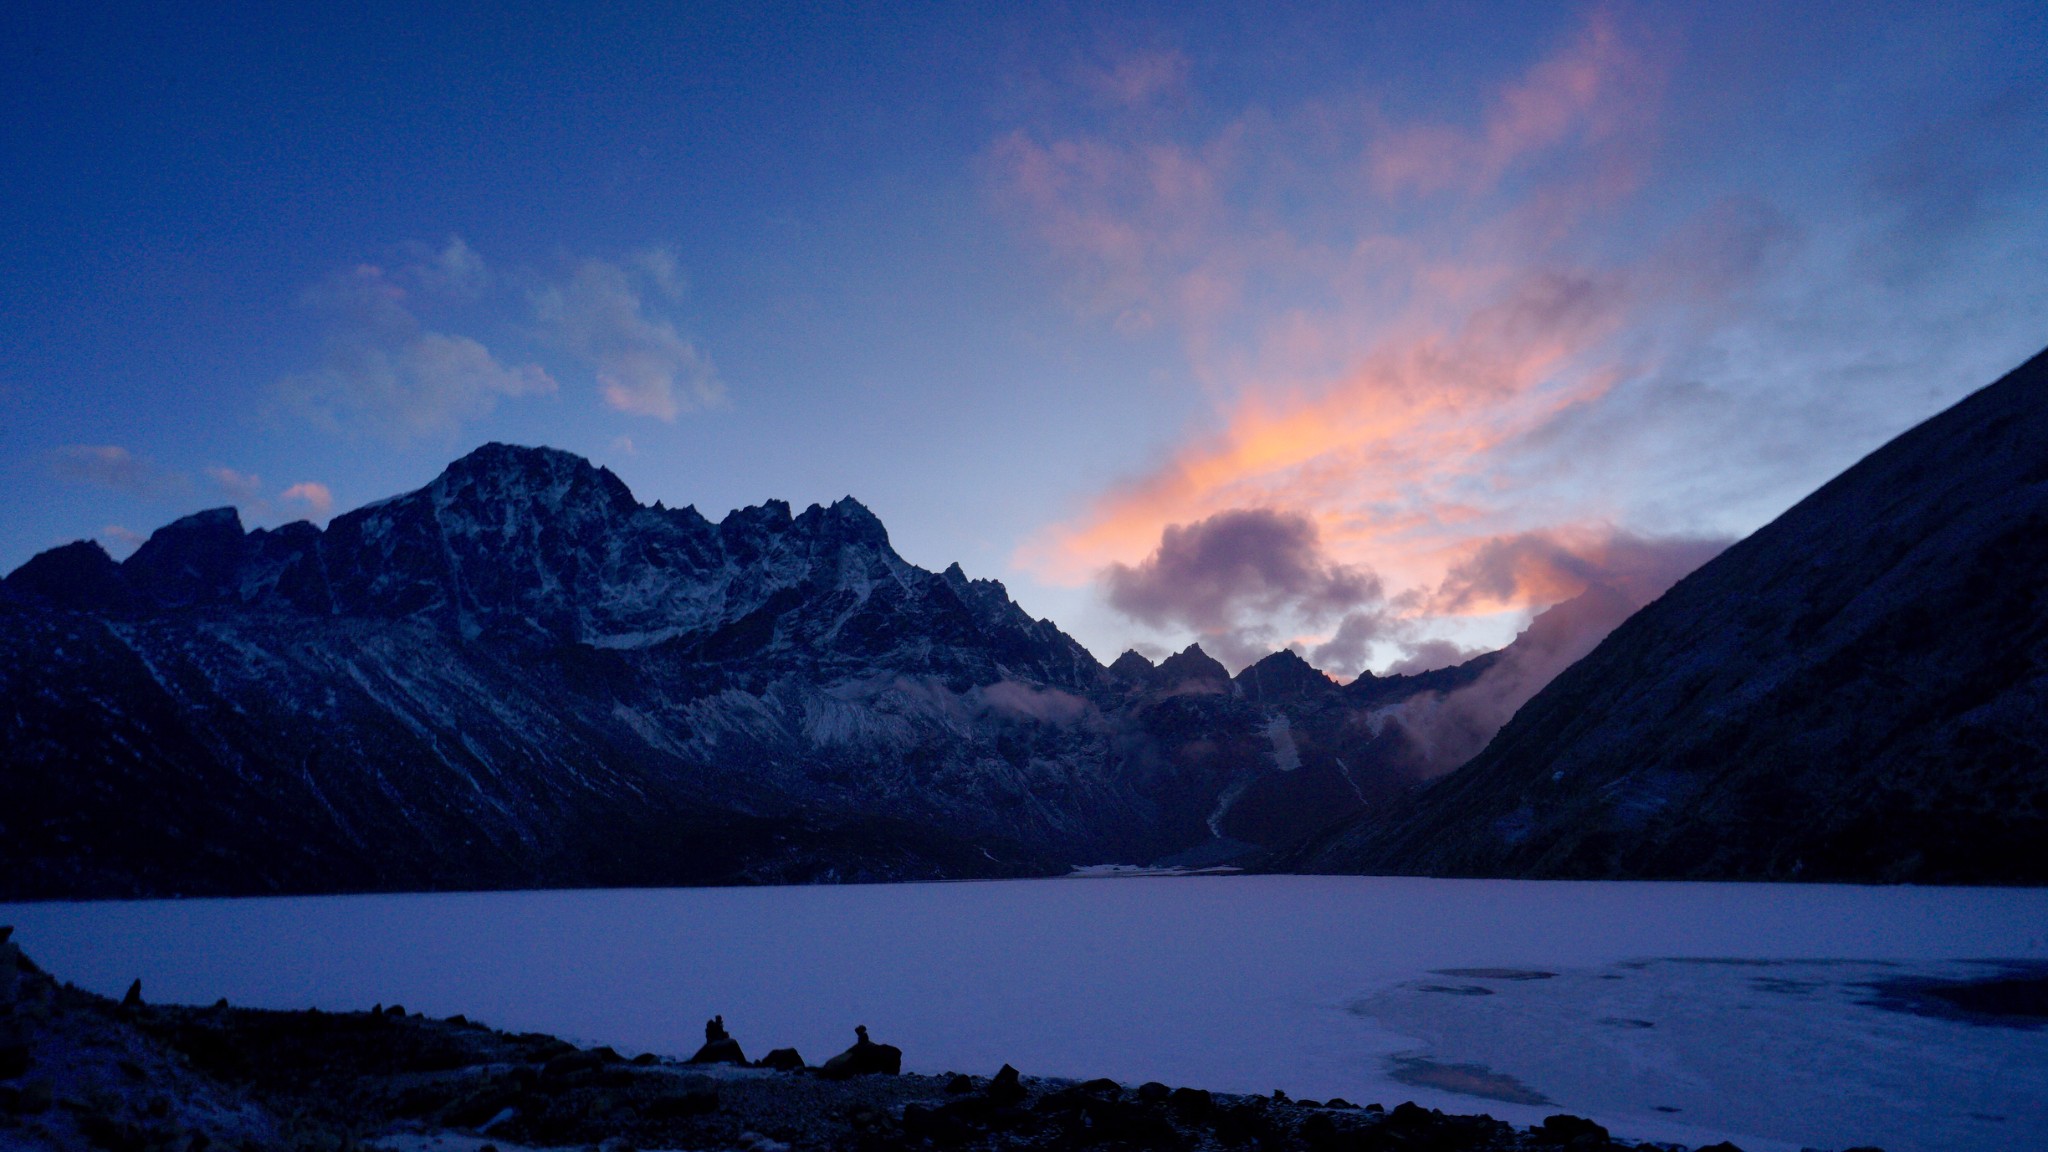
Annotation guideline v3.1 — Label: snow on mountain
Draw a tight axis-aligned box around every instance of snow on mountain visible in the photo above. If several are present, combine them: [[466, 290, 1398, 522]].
[[3, 444, 1475, 898]]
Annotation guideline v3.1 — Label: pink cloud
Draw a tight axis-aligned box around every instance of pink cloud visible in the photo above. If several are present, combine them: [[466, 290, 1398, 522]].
[[1079, 49, 1190, 108], [1368, 11, 1658, 197], [205, 466, 266, 503], [989, 9, 1679, 655], [281, 482, 335, 521]]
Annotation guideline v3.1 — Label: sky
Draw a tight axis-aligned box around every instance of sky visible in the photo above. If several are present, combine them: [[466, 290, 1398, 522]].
[[4, 1, 2045, 674]]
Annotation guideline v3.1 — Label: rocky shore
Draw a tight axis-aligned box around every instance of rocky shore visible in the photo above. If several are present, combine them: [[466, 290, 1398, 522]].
[[0, 928, 1867, 1152]]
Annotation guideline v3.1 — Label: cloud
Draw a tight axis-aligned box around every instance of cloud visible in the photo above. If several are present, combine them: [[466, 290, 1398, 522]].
[[1027, 269, 1628, 591], [990, 9, 1668, 620], [1383, 639, 1485, 677], [277, 261, 555, 439], [204, 466, 266, 504], [976, 680, 1097, 725], [1367, 11, 1657, 197], [49, 445, 187, 498], [280, 482, 334, 520], [1079, 49, 1190, 109], [1379, 530, 1727, 775], [1380, 583, 1640, 776], [1105, 507, 1383, 669], [1307, 609, 1397, 678], [1437, 527, 1729, 614], [532, 252, 724, 421], [405, 236, 490, 298]]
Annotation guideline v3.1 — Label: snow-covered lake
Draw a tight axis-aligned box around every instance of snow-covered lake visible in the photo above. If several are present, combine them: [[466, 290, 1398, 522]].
[[5, 876, 2045, 1152]]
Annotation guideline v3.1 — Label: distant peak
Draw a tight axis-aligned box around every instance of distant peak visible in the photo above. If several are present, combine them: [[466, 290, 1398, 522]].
[[448, 442, 591, 471], [427, 443, 642, 515], [1155, 643, 1230, 685], [174, 506, 245, 531], [1108, 649, 1158, 683], [3, 539, 132, 612], [1236, 648, 1335, 701]]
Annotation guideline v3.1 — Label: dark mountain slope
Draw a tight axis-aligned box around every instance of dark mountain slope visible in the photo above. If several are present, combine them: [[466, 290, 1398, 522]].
[[4, 444, 1504, 898], [1286, 347, 2048, 884], [0, 446, 1138, 897]]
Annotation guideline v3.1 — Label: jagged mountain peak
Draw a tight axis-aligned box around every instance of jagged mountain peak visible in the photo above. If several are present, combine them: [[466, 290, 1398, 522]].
[[3, 539, 130, 612], [1108, 649, 1157, 683], [421, 441, 640, 520], [122, 506, 251, 607], [6, 444, 1107, 690], [1235, 649, 1335, 702], [790, 496, 891, 548], [1155, 643, 1231, 687]]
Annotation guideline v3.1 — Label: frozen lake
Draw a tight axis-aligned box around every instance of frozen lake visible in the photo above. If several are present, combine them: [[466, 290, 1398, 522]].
[[5, 875, 2045, 1152]]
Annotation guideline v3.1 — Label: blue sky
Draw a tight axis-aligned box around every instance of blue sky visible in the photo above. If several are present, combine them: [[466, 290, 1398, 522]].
[[4, 2, 2044, 670]]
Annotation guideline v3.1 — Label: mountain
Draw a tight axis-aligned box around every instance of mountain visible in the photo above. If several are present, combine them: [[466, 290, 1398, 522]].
[[1, 444, 1485, 899], [1285, 346, 2048, 884]]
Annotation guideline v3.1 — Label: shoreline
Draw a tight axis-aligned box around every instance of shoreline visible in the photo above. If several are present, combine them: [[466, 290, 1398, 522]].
[[1, 928, 1853, 1152]]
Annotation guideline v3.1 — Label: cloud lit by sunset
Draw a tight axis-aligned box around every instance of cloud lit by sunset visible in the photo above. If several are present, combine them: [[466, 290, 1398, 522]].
[[4, 2, 2044, 673]]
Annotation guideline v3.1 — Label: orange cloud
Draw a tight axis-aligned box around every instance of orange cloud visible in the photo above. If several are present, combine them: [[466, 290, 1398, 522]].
[[996, 10, 1671, 625], [1020, 269, 1628, 591]]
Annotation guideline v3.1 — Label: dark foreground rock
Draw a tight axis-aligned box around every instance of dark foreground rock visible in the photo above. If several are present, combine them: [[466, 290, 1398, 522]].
[[0, 931, 1852, 1152]]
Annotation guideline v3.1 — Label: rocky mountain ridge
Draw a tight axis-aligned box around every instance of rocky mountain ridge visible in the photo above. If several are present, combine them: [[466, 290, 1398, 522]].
[[2, 444, 1497, 898]]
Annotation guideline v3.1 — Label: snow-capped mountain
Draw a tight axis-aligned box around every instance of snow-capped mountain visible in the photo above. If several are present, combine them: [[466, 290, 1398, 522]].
[[1, 444, 1463, 898]]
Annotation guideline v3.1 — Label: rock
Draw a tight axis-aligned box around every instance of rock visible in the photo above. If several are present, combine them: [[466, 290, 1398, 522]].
[[1301, 1111, 1340, 1149], [984, 1063, 1026, 1106], [543, 1049, 607, 1079], [756, 1047, 805, 1072], [631, 1052, 660, 1066], [121, 979, 143, 1008], [816, 1025, 900, 1079], [689, 1015, 747, 1066], [1324, 1097, 1357, 1109], [944, 1073, 975, 1094], [0, 1043, 30, 1080], [1538, 1114, 1611, 1145], [1167, 1086, 1213, 1115], [902, 1102, 975, 1145], [1136, 1081, 1170, 1104], [0, 1081, 53, 1115], [645, 1075, 718, 1118], [1080, 1077, 1121, 1097]]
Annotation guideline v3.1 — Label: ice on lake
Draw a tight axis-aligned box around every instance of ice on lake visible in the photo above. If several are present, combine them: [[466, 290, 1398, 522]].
[[5, 875, 2045, 1152]]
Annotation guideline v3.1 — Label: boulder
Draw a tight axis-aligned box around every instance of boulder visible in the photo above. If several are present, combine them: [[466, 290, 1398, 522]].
[[985, 1063, 1026, 1106], [1538, 1114, 1611, 1145], [689, 1014, 748, 1066], [756, 1047, 805, 1072], [817, 1025, 900, 1079]]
